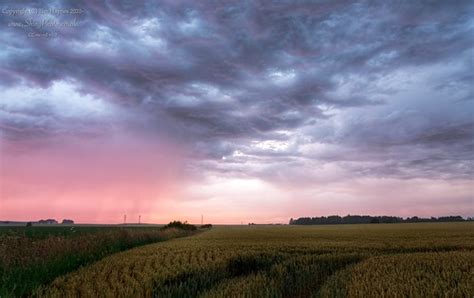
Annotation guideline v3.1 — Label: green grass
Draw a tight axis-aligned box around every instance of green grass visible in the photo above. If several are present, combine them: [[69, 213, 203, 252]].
[[0, 224, 166, 240], [0, 225, 110, 240], [0, 225, 196, 297], [39, 222, 474, 297]]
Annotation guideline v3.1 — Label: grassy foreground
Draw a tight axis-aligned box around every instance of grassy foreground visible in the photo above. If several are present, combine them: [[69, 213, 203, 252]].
[[40, 222, 473, 297], [0, 225, 197, 297]]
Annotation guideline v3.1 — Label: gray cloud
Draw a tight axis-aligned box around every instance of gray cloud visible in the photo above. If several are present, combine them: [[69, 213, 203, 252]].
[[0, 0, 473, 182]]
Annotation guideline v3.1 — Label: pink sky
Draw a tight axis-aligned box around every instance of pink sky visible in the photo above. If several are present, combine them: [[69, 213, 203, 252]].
[[1, 133, 185, 223], [1, 132, 472, 224], [1, 2, 473, 224]]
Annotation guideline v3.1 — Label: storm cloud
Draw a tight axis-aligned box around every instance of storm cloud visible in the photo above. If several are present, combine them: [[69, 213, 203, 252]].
[[0, 0, 473, 221]]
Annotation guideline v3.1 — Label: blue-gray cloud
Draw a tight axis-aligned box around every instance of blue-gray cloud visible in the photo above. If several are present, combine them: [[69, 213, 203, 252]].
[[0, 0, 473, 182]]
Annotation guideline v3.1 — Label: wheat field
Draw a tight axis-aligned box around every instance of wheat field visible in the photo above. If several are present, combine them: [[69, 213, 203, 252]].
[[39, 223, 474, 297]]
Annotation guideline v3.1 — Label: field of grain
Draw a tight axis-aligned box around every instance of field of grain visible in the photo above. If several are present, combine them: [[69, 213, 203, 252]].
[[40, 223, 474, 297], [0, 225, 196, 297]]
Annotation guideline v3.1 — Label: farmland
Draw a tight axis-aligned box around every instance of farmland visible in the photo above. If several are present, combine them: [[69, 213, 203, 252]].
[[36, 222, 473, 297], [0, 225, 197, 297]]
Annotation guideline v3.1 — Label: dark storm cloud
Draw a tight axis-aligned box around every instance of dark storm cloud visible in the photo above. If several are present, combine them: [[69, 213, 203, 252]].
[[0, 0, 473, 180]]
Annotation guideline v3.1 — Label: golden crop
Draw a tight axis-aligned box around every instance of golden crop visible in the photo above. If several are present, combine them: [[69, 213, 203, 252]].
[[0, 226, 194, 296], [38, 222, 474, 297]]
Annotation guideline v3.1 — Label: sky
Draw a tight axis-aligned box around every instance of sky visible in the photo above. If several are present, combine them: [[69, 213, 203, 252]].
[[0, 1, 473, 224]]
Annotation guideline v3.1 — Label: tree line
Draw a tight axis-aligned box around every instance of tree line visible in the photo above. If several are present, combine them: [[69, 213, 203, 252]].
[[289, 215, 471, 225]]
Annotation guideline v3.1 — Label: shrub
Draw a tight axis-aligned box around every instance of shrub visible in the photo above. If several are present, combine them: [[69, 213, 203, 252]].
[[162, 221, 197, 231]]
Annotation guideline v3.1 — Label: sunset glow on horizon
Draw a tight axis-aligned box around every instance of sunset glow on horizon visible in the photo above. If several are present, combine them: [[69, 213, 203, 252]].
[[1, 1, 473, 224]]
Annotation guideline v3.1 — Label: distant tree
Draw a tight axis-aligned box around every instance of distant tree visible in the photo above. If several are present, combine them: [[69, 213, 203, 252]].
[[290, 215, 466, 225], [370, 218, 380, 224], [39, 219, 58, 224], [162, 221, 197, 231], [26, 222, 33, 227], [61, 219, 74, 224]]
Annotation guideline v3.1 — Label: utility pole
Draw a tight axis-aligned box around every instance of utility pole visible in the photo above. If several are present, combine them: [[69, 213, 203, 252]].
[[124, 214, 127, 224], [201, 214, 203, 225], [139, 215, 141, 225]]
